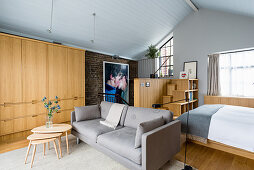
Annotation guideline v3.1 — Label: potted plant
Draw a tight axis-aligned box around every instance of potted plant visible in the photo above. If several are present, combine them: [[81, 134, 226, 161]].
[[42, 96, 61, 128], [145, 45, 159, 59]]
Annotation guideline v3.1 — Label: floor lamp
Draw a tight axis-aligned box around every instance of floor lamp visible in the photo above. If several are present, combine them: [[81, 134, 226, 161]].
[[152, 97, 193, 170]]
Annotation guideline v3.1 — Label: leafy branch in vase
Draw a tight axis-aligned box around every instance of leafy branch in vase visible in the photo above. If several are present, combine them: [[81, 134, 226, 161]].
[[42, 96, 61, 118]]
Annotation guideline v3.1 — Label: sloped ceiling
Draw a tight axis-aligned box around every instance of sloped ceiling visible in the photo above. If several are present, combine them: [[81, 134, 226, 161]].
[[192, 0, 254, 18], [1, 0, 254, 60], [0, 0, 192, 59]]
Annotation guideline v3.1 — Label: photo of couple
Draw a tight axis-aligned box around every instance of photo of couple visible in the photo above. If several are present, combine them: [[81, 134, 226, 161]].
[[103, 61, 129, 103]]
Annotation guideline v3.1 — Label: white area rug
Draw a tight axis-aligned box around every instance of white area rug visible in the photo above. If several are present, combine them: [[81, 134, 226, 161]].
[[0, 135, 192, 170]]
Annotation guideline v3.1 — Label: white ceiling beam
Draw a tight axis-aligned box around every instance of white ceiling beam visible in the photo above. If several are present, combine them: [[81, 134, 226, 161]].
[[185, 0, 199, 12]]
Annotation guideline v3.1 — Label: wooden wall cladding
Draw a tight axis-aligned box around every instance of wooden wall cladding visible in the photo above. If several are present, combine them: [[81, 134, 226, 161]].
[[204, 96, 254, 108], [0, 33, 85, 142], [134, 78, 171, 108]]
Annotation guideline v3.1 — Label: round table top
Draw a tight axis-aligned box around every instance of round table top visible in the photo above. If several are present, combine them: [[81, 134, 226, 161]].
[[31, 124, 72, 133], [27, 133, 62, 140]]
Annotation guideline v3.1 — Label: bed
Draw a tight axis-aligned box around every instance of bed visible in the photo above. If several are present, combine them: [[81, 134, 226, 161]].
[[177, 96, 254, 160]]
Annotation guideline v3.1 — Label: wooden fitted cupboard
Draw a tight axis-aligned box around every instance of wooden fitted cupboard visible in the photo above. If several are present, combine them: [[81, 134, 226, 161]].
[[0, 33, 85, 143]]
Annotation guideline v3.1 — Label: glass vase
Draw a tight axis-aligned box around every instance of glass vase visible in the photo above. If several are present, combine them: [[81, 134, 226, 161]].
[[46, 116, 53, 128]]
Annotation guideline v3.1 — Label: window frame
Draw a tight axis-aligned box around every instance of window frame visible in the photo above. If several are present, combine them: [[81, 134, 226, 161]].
[[157, 36, 174, 77]]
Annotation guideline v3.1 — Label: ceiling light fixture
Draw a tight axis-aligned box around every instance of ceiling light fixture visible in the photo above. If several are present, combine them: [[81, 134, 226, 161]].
[[91, 12, 96, 43], [185, 0, 199, 12], [47, 0, 54, 33]]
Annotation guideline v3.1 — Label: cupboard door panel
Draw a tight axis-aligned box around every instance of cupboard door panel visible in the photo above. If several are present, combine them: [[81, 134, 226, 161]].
[[26, 115, 38, 130], [53, 111, 65, 124], [63, 110, 71, 122], [67, 49, 84, 98], [0, 105, 23, 120], [0, 35, 22, 107], [36, 114, 45, 127], [22, 40, 47, 116], [73, 98, 84, 108], [13, 117, 26, 133], [22, 103, 45, 116], [48, 45, 68, 101], [0, 120, 13, 135], [58, 100, 73, 110]]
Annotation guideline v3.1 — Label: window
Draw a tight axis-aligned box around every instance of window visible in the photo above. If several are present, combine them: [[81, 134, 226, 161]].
[[156, 37, 173, 77], [219, 49, 254, 97]]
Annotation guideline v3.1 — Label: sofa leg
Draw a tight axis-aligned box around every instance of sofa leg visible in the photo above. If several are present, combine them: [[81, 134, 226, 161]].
[[77, 137, 80, 144]]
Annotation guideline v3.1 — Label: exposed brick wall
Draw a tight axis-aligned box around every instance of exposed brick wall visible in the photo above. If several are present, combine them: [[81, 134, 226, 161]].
[[85, 51, 138, 106]]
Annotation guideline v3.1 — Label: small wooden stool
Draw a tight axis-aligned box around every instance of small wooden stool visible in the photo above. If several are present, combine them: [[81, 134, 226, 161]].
[[25, 133, 62, 168]]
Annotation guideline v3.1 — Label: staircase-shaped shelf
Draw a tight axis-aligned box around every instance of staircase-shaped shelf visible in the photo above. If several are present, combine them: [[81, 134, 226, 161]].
[[161, 79, 199, 118]]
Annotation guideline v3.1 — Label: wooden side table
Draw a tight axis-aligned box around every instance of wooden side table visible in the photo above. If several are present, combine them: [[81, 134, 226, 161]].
[[25, 133, 62, 168], [31, 124, 72, 155]]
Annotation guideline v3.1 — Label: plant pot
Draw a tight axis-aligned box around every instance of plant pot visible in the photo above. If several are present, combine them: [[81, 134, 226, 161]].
[[46, 116, 53, 128]]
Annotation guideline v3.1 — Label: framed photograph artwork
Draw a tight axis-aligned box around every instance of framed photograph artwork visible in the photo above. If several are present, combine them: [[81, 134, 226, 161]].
[[103, 61, 129, 103], [184, 61, 197, 79]]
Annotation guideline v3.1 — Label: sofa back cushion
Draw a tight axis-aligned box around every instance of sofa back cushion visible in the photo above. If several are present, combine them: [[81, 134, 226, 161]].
[[124, 106, 173, 129], [100, 101, 128, 126], [100, 101, 113, 119], [134, 116, 164, 148], [75, 105, 100, 122]]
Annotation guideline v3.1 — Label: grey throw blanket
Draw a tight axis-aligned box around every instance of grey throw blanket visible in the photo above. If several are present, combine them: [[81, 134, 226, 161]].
[[177, 104, 224, 139]]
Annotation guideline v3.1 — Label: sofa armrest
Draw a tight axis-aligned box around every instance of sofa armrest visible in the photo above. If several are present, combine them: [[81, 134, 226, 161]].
[[141, 120, 181, 170], [71, 111, 76, 125]]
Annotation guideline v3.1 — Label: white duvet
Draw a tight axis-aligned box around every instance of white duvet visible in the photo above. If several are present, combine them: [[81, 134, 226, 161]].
[[208, 105, 254, 152]]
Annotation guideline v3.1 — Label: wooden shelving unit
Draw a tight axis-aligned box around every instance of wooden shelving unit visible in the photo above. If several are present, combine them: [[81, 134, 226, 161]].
[[162, 79, 199, 117]]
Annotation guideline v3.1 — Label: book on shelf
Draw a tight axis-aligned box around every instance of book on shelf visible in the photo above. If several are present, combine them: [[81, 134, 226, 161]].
[[189, 92, 193, 101]]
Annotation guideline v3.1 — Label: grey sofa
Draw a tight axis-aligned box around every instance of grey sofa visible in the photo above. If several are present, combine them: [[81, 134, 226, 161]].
[[71, 101, 181, 170]]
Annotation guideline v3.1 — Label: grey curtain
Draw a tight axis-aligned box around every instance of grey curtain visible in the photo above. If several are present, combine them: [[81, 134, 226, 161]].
[[207, 54, 220, 96]]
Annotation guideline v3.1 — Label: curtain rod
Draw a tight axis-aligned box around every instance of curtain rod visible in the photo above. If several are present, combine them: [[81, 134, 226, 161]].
[[210, 48, 254, 55]]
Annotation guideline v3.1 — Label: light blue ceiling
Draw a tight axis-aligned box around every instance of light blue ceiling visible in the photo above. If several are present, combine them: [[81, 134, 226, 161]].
[[192, 0, 254, 18], [0, 0, 192, 59], [1, 0, 253, 59]]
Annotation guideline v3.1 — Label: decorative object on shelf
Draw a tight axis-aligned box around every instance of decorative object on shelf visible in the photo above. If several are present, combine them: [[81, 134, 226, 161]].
[[184, 61, 197, 79], [150, 74, 158, 78], [180, 71, 189, 79], [145, 45, 159, 59], [42, 96, 61, 128], [193, 82, 197, 89], [189, 91, 193, 101]]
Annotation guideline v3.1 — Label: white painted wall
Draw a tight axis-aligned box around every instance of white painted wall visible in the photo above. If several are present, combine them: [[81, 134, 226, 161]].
[[173, 8, 254, 105]]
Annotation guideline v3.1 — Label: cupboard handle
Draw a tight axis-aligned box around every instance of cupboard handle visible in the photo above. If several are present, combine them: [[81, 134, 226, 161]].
[[2, 119, 11, 122], [57, 111, 61, 113], [74, 96, 78, 100], [32, 100, 36, 104], [32, 115, 38, 117]]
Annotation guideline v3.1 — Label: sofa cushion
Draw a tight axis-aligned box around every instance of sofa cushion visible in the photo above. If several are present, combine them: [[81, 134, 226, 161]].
[[100, 101, 113, 119], [134, 117, 164, 148], [124, 106, 172, 129], [75, 105, 100, 122], [72, 118, 122, 142], [97, 127, 142, 165], [100, 101, 128, 126]]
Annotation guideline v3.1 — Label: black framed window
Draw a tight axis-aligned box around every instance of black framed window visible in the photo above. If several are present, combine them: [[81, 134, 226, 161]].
[[156, 37, 173, 77]]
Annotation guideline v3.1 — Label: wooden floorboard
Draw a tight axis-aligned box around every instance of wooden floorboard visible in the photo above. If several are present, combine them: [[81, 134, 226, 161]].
[[1, 140, 254, 170], [174, 142, 254, 170]]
